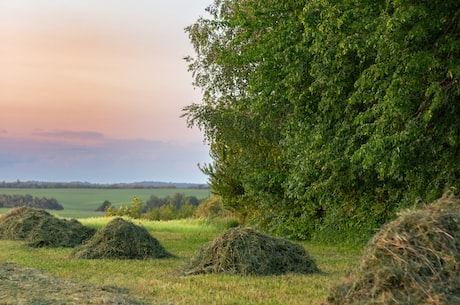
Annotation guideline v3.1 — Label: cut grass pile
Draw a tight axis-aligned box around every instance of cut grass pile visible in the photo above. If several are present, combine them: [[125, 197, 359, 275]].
[[179, 226, 320, 276], [326, 191, 460, 305], [71, 217, 174, 259], [0, 206, 95, 248]]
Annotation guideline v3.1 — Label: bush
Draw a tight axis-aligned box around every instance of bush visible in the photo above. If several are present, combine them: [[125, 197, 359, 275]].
[[194, 196, 232, 219], [95, 200, 112, 212], [105, 196, 143, 218]]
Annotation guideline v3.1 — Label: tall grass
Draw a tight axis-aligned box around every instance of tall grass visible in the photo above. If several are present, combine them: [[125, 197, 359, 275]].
[[79, 217, 230, 233]]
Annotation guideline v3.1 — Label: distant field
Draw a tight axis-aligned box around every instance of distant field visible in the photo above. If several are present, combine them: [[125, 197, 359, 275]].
[[0, 188, 211, 218]]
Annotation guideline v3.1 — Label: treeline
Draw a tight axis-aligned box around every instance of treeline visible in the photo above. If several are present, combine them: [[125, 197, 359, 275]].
[[105, 193, 212, 221], [0, 180, 209, 190], [184, 0, 460, 242], [0, 194, 64, 210]]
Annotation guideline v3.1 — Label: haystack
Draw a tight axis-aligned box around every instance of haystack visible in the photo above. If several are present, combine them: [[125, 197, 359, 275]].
[[0, 206, 96, 248], [71, 218, 173, 259], [179, 226, 319, 276], [326, 191, 460, 305]]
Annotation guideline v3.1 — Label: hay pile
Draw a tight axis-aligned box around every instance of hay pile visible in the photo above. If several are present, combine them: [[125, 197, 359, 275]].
[[0, 207, 96, 248], [179, 226, 319, 276], [71, 217, 173, 259], [326, 191, 460, 305]]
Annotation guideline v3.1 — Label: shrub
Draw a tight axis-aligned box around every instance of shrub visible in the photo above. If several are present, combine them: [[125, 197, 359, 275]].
[[95, 200, 112, 212], [105, 196, 143, 218], [194, 195, 232, 219]]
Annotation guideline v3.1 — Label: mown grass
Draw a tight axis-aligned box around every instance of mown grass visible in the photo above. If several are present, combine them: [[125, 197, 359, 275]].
[[0, 188, 211, 218], [0, 217, 361, 304]]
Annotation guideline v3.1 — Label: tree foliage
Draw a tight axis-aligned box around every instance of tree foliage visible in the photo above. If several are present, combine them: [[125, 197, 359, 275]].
[[0, 194, 63, 210], [184, 0, 460, 241], [194, 195, 234, 219], [105, 194, 203, 221], [95, 200, 112, 212]]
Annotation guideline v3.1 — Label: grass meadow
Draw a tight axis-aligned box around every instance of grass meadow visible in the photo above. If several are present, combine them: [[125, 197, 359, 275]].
[[0, 217, 361, 304], [0, 188, 362, 304]]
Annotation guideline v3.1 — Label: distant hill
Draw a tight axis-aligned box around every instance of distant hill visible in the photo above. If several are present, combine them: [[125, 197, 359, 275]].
[[0, 180, 209, 189]]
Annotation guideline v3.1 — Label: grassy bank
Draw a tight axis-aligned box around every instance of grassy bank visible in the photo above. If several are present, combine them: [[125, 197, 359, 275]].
[[0, 218, 361, 304]]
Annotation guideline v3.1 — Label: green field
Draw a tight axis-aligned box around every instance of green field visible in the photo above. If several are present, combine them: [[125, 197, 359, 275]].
[[0, 217, 361, 304], [0, 188, 211, 218]]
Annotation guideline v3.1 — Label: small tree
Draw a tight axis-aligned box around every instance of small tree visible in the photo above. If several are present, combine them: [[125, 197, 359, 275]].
[[158, 204, 177, 220], [104, 205, 115, 217], [177, 202, 196, 219], [144, 208, 161, 221], [194, 196, 232, 219], [104, 197, 143, 219], [144, 194, 168, 212], [128, 196, 143, 219], [96, 200, 112, 212]]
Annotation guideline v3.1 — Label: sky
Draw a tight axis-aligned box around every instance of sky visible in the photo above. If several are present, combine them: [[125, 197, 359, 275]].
[[0, 0, 213, 184]]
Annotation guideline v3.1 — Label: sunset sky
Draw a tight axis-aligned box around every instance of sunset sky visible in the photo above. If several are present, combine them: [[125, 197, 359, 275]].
[[0, 0, 212, 183]]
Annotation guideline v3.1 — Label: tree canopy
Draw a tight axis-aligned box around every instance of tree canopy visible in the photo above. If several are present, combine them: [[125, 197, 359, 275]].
[[183, 0, 460, 241]]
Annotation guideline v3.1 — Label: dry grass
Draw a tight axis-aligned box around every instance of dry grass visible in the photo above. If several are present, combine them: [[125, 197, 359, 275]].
[[71, 217, 174, 259], [326, 191, 460, 305], [0, 206, 95, 248], [179, 226, 319, 276], [0, 262, 148, 304]]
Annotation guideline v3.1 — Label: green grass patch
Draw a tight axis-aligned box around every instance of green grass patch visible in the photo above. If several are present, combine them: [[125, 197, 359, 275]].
[[79, 217, 227, 233], [0, 217, 361, 304]]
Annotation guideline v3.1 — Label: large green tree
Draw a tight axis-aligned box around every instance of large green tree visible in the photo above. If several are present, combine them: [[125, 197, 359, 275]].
[[184, 0, 307, 223], [184, 0, 460, 241]]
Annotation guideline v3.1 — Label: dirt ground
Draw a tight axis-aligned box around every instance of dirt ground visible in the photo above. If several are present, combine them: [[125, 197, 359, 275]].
[[0, 263, 148, 305]]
